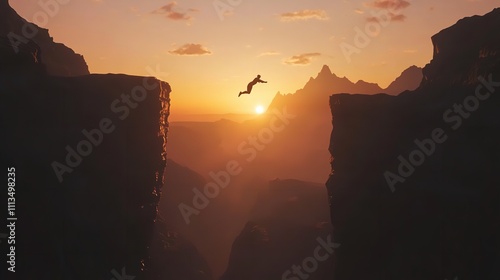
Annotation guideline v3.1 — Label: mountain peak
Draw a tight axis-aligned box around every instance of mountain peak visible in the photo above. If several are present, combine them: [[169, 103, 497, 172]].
[[384, 66, 423, 95], [318, 65, 332, 78], [403, 65, 420, 73]]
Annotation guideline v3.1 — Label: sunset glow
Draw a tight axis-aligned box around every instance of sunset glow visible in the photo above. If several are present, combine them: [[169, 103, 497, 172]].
[[3, 0, 499, 279], [9, 0, 500, 121], [255, 105, 265, 114]]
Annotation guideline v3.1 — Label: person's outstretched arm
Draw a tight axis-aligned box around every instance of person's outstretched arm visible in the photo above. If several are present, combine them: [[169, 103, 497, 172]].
[[258, 79, 267, 83]]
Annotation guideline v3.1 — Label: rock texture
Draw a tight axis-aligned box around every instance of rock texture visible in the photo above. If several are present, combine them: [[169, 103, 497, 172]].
[[1, 71, 170, 280], [327, 8, 500, 280], [0, 0, 89, 76], [1, 2, 171, 279]]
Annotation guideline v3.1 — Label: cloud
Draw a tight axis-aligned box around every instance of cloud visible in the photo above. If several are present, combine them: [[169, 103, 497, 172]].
[[258, 51, 280, 57], [367, 0, 410, 11], [280, 9, 329, 22], [283, 53, 321, 65], [168, 44, 212, 56], [390, 14, 406, 21], [153, 2, 196, 21], [366, 12, 407, 22], [364, 0, 410, 22]]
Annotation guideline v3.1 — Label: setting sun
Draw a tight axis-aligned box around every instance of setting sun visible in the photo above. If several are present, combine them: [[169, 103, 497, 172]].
[[255, 105, 265, 114]]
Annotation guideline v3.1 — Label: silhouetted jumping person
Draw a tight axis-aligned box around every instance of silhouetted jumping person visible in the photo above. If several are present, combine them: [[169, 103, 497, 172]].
[[238, 75, 267, 97]]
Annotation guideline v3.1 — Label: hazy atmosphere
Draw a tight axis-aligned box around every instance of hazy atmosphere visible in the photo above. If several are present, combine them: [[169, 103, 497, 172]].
[[2, 0, 500, 279], [11, 0, 499, 118]]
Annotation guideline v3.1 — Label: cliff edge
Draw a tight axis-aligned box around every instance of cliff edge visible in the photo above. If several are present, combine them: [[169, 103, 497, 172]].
[[1, 2, 171, 279], [327, 8, 500, 280]]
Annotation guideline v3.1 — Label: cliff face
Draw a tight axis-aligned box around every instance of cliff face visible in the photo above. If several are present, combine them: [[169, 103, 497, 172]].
[[327, 8, 500, 280], [0, 1, 89, 76], [1, 70, 170, 279], [0, 4, 171, 277], [422, 8, 500, 87]]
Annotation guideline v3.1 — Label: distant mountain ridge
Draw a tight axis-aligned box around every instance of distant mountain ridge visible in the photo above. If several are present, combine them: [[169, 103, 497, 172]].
[[268, 64, 422, 115], [221, 178, 333, 280], [385, 65, 423, 94]]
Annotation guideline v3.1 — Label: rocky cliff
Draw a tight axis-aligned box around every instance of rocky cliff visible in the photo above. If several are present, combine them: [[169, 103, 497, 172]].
[[422, 8, 500, 87], [327, 8, 500, 280], [1, 2, 171, 279], [1, 71, 170, 280], [0, 0, 89, 76]]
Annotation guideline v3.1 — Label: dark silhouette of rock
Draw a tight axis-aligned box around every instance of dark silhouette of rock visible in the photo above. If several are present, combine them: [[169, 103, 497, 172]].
[[221, 221, 334, 280], [1, 71, 171, 280], [327, 8, 500, 280], [0, 35, 45, 75], [221, 179, 333, 280], [0, 0, 89, 76], [147, 216, 213, 280], [422, 8, 500, 87], [0, 71, 170, 279], [1, 3, 171, 279]]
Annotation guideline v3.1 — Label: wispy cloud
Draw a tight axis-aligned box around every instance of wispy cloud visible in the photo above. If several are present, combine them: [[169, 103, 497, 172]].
[[280, 9, 329, 22], [283, 53, 321, 65], [367, 0, 410, 10], [364, 0, 411, 22], [258, 51, 280, 57], [168, 44, 212, 56], [153, 2, 197, 22], [366, 13, 406, 22]]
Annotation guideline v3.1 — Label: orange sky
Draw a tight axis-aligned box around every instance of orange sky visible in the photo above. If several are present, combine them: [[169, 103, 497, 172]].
[[10, 0, 500, 120]]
